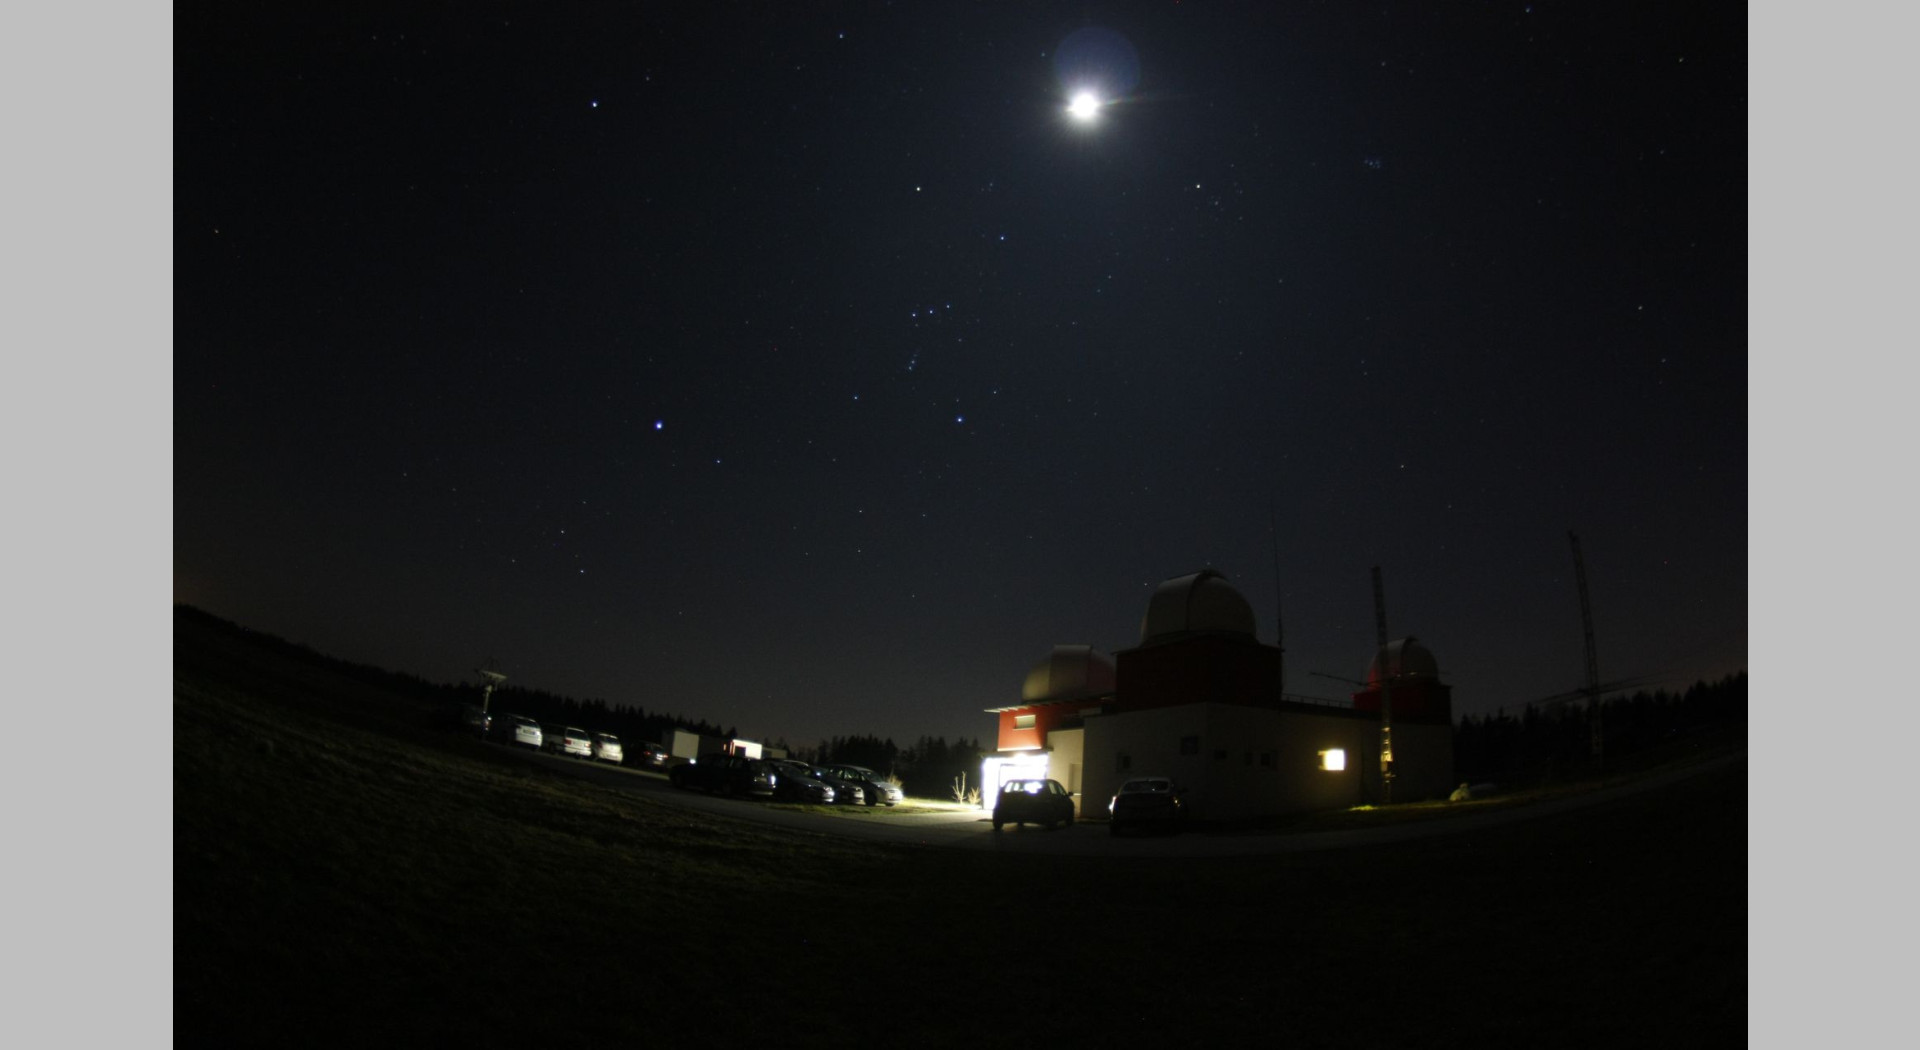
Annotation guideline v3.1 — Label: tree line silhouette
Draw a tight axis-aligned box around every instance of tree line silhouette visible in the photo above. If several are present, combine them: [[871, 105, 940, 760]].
[[1452, 672, 1747, 786], [179, 605, 1744, 798], [175, 605, 984, 795], [786, 734, 990, 799]]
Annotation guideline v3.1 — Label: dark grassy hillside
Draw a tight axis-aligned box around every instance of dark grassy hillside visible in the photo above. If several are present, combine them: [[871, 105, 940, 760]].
[[176, 609, 1744, 1047]]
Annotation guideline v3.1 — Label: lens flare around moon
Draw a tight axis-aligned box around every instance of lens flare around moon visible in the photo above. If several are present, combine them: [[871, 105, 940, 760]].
[[1053, 26, 1142, 99]]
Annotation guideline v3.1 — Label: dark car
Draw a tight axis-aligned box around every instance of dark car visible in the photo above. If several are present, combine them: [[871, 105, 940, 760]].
[[806, 765, 866, 806], [450, 704, 490, 737], [1108, 777, 1184, 836], [634, 742, 672, 769], [993, 778, 1075, 830], [823, 764, 904, 807], [669, 753, 778, 798], [768, 760, 836, 804]]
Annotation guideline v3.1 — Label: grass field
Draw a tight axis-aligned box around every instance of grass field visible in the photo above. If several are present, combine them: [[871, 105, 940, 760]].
[[175, 610, 1745, 1047]]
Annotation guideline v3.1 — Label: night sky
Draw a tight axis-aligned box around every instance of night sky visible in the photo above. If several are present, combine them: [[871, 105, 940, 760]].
[[173, 2, 1747, 750]]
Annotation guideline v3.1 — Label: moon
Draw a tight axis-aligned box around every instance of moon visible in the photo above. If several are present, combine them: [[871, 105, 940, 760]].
[[1067, 91, 1101, 122]]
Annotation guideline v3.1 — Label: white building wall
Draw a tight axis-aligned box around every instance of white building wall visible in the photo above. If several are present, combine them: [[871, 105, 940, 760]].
[[1194, 704, 1285, 821], [1082, 704, 1376, 821], [1083, 705, 1212, 820], [667, 729, 704, 762], [1046, 727, 1086, 817], [1269, 709, 1371, 815]]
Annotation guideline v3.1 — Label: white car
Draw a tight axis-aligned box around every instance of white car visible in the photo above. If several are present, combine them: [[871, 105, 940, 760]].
[[592, 733, 624, 764], [544, 725, 593, 758], [495, 713, 543, 750]]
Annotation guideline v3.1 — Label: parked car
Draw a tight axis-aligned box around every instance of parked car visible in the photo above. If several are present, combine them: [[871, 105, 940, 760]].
[[768, 760, 836, 804], [824, 764, 904, 806], [543, 725, 593, 758], [807, 765, 866, 806], [993, 778, 1075, 830], [452, 704, 490, 737], [1108, 777, 1184, 836], [669, 753, 778, 798], [634, 742, 671, 769], [491, 713, 543, 750], [592, 732, 624, 764]]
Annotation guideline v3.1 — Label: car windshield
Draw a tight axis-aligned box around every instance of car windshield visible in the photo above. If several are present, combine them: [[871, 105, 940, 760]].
[[1122, 779, 1172, 793], [597, 735, 618, 744], [1006, 780, 1045, 794]]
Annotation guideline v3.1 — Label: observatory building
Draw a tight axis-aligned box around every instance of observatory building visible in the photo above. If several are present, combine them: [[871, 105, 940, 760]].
[[981, 570, 1454, 822]]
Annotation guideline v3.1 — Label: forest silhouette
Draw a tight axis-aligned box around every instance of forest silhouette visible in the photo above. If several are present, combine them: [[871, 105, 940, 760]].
[[174, 604, 1743, 799]]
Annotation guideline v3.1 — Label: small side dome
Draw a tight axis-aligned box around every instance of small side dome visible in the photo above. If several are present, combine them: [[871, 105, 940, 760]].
[[1366, 637, 1440, 686], [1139, 569, 1256, 644], [1021, 645, 1117, 702]]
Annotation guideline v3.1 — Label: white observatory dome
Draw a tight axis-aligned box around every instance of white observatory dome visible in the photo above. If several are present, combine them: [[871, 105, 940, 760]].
[[1021, 645, 1117, 702], [1139, 569, 1256, 645], [1365, 637, 1441, 686]]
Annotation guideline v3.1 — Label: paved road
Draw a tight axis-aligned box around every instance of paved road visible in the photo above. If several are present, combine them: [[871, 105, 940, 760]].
[[514, 747, 1744, 858]]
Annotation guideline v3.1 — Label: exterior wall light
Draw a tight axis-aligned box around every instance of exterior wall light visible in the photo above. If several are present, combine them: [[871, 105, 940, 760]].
[[1319, 748, 1346, 772], [982, 752, 1051, 807]]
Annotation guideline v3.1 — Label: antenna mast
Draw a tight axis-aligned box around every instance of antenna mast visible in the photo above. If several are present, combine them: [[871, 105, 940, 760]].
[[478, 665, 508, 715], [1269, 501, 1285, 698], [1372, 565, 1394, 804], [1569, 531, 1603, 766]]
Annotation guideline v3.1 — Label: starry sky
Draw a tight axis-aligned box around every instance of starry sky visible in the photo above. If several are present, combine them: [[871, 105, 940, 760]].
[[173, 2, 1747, 750]]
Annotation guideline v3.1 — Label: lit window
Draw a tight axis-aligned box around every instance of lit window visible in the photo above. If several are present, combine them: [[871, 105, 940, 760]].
[[1013, 713, 1036, 730], [1319, 748, 1346, 772]]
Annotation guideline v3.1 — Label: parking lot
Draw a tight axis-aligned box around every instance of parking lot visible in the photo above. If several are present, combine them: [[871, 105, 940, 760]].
[[503, 741, 1746, 858]]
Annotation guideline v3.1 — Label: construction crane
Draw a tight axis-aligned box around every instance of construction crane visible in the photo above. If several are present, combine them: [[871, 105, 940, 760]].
[[1569, 531, 1603, 766]]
